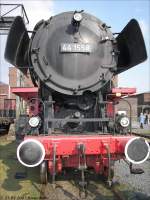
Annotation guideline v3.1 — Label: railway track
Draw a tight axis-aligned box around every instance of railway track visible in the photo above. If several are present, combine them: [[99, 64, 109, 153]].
[[39, 170, 129, 200], [132, 132, 150, 139], [39, 183, 125, 200]]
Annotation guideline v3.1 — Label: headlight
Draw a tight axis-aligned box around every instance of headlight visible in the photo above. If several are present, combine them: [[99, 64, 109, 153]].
[[29, 116, 40, 128], [120, 117, 129, 127], [73, 13, 82, 22]]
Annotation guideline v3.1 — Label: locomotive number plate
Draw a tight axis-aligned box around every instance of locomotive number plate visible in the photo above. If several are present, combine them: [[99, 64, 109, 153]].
[[60, 43, 93, 53]]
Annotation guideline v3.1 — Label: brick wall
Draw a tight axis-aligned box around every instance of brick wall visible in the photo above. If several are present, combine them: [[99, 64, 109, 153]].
[[9, 67, 17, 87], [9, 67, 34, 87], [9, 67, 17, 98], [23, 70, 34, 87], [0, 83, 8, 97], [144, 93, 150, 103], [9, 67, 34, 94], [0, 82, 9, 109], [112, 75, 118, 87], [9, 67, 35, 116]]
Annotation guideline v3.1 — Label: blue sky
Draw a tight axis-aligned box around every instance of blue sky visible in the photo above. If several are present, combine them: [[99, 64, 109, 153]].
[[0, 0, 150, 93]]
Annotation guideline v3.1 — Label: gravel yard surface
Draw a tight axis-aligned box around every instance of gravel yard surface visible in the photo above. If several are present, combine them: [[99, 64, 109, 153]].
[[114, 159, 150, 199]]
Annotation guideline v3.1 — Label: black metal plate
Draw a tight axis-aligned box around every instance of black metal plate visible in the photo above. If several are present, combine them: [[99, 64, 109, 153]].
[[4, 16, 29, 73], [116, 19, 147, 74]]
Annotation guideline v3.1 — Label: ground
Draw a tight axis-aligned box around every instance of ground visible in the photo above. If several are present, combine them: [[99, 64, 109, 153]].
[[132, 122, 150, 135]]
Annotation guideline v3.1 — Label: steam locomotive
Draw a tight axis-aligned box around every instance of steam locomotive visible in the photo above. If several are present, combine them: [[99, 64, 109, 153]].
[[5, 11, 150, 188]]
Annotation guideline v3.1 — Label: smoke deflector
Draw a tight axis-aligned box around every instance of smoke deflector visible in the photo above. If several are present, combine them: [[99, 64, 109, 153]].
[[4, 16, 29, 73], [116, 19, 147, 74]]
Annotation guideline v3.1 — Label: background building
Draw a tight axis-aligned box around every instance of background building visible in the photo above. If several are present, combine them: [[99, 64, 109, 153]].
[[0, 81, 9, 112], [0, 81, 9, 99], [9, 67, 34, 116], [135, 92, 150, 116], [115, 96, 138, 121], [115, 92, 150, 122]]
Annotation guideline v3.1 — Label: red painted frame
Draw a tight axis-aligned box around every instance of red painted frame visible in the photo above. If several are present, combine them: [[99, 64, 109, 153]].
[[25, 134, 134, 175]]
